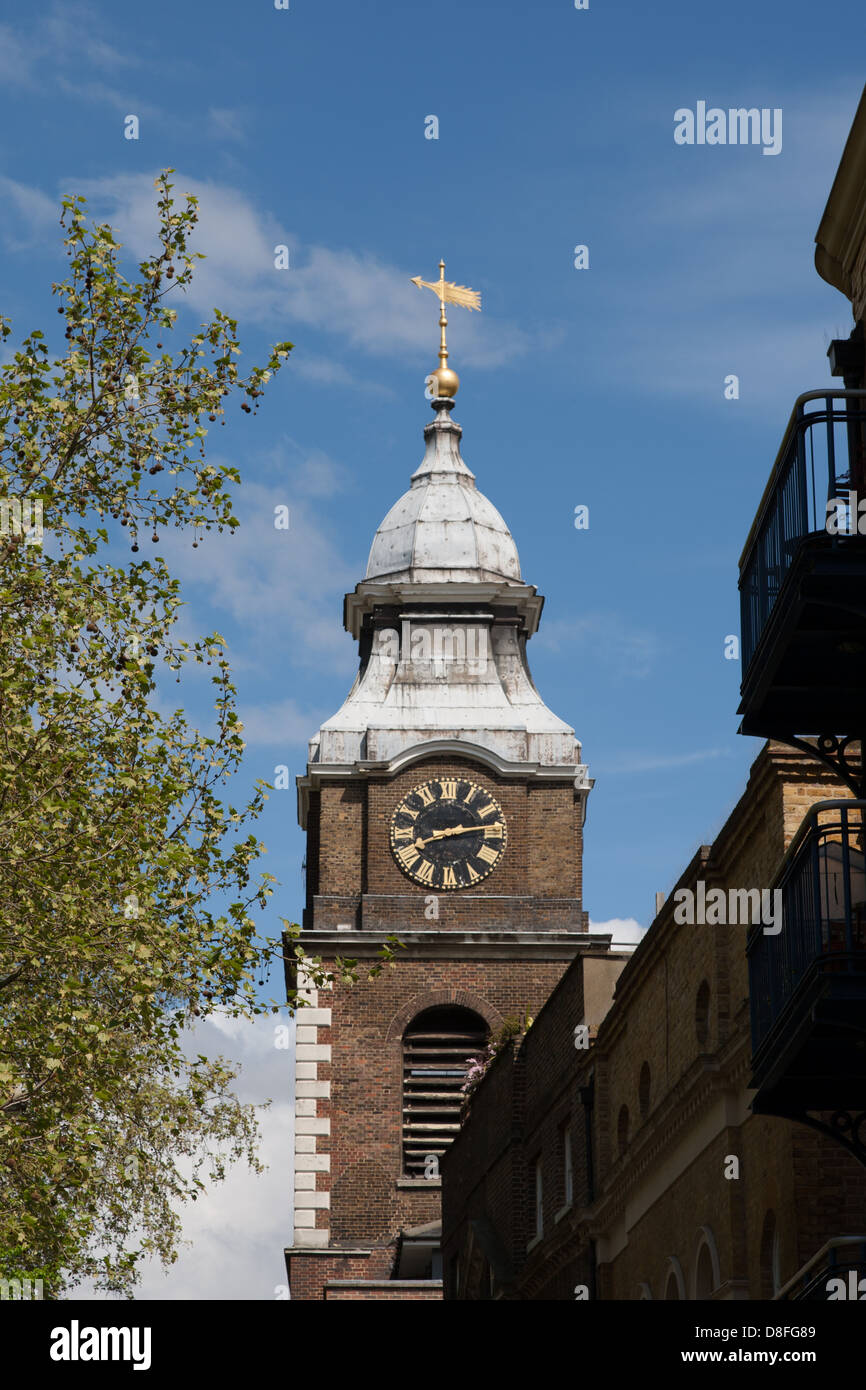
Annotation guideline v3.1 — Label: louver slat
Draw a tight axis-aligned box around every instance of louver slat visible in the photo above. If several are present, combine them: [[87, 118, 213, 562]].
[[402, 1021, 487, 1176]]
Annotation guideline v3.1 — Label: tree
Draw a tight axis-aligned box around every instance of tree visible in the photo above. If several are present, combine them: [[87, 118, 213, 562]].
[[0, 171, 398, 1297]]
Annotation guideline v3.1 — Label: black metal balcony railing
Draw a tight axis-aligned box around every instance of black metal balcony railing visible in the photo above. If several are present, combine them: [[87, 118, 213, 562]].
[[775, 1237, 866, 1301], [748, 800, 866, 1056], [739, 391, 866, 672]]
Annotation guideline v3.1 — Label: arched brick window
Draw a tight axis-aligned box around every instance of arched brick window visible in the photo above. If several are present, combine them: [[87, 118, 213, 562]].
[[760, 1210, 782, 1298], [402, 1005, 487, 1177], [695, 1244, 714, 1298], [693, 1227, 721, 1299], [664, 1257, 686, 1300]]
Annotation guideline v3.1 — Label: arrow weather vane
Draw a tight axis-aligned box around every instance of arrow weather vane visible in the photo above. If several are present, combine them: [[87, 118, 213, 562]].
[[411, 259, 481, 399]]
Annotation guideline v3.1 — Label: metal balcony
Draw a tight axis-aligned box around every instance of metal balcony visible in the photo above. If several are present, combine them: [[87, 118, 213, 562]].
[[738, 390, 866, 739], [748, 800, 866, 1115], [775, 1237, 866, 1300]]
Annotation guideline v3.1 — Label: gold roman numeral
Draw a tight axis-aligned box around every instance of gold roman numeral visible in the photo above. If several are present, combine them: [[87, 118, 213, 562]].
[[439, 780, 458, 800], [393, 826, 413, 842], [477, 844, 498, 865], [442, 865, 457, 888], [465, 864, 481, 883], [417, 785, 435, 807], [478, 800, 498, 819], [415, 859, 435, 885], [396, 845, 421, 870], [483, 822, 504, 840]]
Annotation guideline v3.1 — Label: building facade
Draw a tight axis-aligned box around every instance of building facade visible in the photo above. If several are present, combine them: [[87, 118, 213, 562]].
[[442, 742, 866, 1300]]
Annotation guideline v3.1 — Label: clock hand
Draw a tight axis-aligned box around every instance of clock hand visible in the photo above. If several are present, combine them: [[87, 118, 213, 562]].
[[414, 826, 467, 847], [414, 822, 503, 848]]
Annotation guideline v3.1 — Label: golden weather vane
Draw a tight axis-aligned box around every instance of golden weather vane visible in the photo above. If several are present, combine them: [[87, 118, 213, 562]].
[[411, 259, 481, 398]]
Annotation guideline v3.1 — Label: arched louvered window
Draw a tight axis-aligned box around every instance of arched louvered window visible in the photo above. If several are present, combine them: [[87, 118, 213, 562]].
[[402, 1006, 488, 1177]]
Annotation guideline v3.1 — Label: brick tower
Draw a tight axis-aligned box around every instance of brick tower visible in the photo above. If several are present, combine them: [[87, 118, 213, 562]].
[[285, 302, 603, 1299]]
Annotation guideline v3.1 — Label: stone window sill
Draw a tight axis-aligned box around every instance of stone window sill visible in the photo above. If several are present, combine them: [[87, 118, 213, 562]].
[[396, 1178, 442, 1189]]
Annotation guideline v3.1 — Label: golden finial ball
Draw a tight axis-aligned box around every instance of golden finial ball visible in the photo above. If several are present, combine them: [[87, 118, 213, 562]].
[[430, 366, 459, 398]]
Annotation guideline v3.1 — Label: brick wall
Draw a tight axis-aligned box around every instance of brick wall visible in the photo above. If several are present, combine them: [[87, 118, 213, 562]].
[[289, 938, 585, 1298], [323, 956, 572, 1244], [286, 1249, 394, 1302], [292, 730, 591, 1299], [441, 1040, 523, 1296], [306, 756, 587, 932], [442, 953, 624, 1298]]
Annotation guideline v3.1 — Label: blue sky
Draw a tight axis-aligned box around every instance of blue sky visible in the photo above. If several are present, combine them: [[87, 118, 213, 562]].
[[3, 0, 863, 1296]]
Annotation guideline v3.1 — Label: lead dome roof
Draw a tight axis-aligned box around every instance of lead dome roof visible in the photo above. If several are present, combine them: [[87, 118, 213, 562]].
[[364, 400, 522, 584]]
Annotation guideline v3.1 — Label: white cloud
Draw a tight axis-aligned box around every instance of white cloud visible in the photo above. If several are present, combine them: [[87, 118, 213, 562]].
[[589, 916, 645, 945], [0, 23, 37, 86], [0, 6, 150, 117], [73, 1013, 295, 1301], [157, 479, 357, 675], [0, 176, 58, 248], [41, 4, 141, 72], [47, 171, 532, 369], [56, 76, 157, 117]]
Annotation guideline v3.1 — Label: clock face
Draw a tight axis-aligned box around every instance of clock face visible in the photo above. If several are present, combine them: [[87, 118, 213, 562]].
[[389, 778, 507, 890]]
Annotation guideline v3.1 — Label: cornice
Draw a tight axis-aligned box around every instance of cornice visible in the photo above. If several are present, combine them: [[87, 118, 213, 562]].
[[285, 928, 607, 963], [344, 579, 544, 641], [297, 738, 592, 827], [815, 85, 866, 305]]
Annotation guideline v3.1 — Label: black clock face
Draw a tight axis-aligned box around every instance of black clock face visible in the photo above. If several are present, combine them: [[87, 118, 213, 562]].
[[389, 778, 507, 890]]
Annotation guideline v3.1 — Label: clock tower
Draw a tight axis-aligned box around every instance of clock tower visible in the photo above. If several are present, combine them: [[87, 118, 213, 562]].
[[285, 285, 602, 1300]]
